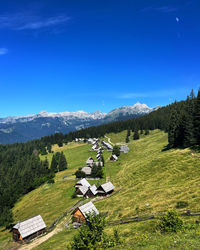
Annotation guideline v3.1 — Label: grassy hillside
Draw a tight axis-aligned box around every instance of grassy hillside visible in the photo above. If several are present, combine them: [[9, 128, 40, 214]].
[[1, 130, 200, 249]]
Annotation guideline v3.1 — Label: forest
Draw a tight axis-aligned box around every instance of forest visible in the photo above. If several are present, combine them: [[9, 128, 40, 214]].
[[0, 89, 199, 228]]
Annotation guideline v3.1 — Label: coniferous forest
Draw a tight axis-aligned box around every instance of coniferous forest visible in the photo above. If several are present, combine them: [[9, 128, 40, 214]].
[[0, 89, 200, 228]]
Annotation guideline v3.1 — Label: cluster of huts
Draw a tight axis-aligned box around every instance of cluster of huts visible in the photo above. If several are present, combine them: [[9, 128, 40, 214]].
[[80, 154, 103, 176], [75, 178, 115, 198], [13, 138, 129, 243]]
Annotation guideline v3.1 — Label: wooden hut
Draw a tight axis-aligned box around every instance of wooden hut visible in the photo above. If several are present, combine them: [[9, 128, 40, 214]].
[[86, 157, 94, 167], [120, 145, 130, 153], [85, 185, 98, 198], [76, 185, 89, 197], [81, 166, 92, 176], [75, 178, 91, 189], [72, 201, 99, 223], [97, 182, 115, 196], [110, 154, 118, 161], [12, 215, 46, 242]]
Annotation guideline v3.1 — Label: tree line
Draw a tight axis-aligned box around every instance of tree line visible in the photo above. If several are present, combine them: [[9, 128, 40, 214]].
[[168, 89, 200, 148], [0, 144, 67, 228]]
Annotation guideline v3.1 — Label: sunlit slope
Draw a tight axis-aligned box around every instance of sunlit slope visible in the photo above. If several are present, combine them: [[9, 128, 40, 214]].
[[36, 130, 200, 249], [97, 130, 200, 219], [13, 142, 98, 227], [2, 130, 200, 249]]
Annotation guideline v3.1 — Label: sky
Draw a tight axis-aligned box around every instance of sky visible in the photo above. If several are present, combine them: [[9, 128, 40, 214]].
[[0, 0, 200, 117]]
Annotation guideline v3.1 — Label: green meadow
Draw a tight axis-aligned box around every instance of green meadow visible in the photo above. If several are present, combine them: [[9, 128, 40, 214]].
[[1, 130, 200, 249]]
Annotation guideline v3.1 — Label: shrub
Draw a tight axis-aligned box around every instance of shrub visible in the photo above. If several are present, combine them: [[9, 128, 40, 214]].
[[75, 170, 86, 178], [176, 201, 188, 209], [69, 213, 121, 249], [47, 179, 55, 184], [158, 210, 183, 233], [71, 192, 77, 198], [112, 146, 120, 156]]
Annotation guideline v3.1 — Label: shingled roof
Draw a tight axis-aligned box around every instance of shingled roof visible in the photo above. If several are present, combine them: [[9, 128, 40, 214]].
[[81, 167, 92, 175], [75, 178, 91, 188], [88, 184, 98, 196], [98, 182, 115, 193], [120, 145, 130, 153], [86, 157, 94, 165], [13, 215, 46, 239], [78, 201, 99, 217], [77, 185, 89, 195]]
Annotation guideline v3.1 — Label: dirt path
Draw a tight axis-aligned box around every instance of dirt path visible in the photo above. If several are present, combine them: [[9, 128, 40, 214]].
[[104, 135, 126, 146], [104, 136, 114, 145]]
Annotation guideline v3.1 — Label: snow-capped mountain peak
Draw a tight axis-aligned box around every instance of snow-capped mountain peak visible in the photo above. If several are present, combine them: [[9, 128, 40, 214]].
[[0, 102, 160, 143]]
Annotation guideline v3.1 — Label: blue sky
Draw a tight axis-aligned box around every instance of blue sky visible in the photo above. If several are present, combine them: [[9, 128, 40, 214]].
[[0, 0, 200, 117]]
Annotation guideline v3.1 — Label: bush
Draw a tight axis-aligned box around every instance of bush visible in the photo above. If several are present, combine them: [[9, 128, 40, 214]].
[[133, 130, 140, 140], [158, 210, 183, 233], [91, 165, 103, 178], [69, 213, 121, 249], [112, 146, 120, 156], [176, 201, 188, 209], [71, 192, 77, 198], [47, 179, 55, 184], [75, 170, 86, 178]]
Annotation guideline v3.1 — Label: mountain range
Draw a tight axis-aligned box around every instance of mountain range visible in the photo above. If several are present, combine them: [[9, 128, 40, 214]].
[[0, 103, 160, 144]]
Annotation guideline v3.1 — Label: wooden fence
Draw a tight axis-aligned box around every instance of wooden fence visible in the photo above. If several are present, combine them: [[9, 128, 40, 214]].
[[107, 209, 200, 226], [47, 199, 84, 231]]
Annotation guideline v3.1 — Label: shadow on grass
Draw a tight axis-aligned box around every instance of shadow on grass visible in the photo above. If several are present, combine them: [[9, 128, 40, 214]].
[[161, 144, 171, 152], [162, 144, 190, 152]]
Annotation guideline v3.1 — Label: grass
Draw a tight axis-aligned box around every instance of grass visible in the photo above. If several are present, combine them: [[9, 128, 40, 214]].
[[1, 130, 200, 249]]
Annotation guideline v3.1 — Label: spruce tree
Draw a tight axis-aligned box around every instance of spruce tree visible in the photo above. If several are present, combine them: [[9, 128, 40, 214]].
[[100, 155, 105, 166], [126, 135, 130, 143], [58, 152, 67, 171], [194, 89, 200, 145], [182, 97, 195, 147], [112, 146, 120, 156], [133, 130, 139, 140], [168, 109, 179, 148], [50, 155, 58, 173]]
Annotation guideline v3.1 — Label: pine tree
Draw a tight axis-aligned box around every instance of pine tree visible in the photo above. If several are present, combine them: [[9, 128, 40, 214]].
[[168, 109, 179, 148], [47, 144, 52, 153], [58, 152, 67, 171], [100, 155, 105, 166], [182, 97, 195, 147], [50, 155, 58, 173], [194, 89, 200, 145], [133, 130, 139, 140], [112, 146, 120, 156], [125, 135, 130, 143]]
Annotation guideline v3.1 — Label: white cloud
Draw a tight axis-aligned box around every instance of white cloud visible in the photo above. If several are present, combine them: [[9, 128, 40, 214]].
[[141, 6, 177, 13], [118, 88, 191, 99], [0, 13, 70, 31], [176, 17, 180, 23], [0, 48, 8, 55]]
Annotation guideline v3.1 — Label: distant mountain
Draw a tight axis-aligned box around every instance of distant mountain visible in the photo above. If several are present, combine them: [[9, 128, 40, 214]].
[[0, 103, 160, 144]]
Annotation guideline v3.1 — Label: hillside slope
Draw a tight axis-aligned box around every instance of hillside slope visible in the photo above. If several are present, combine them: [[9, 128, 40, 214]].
[[1, 130, 200, 249]]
